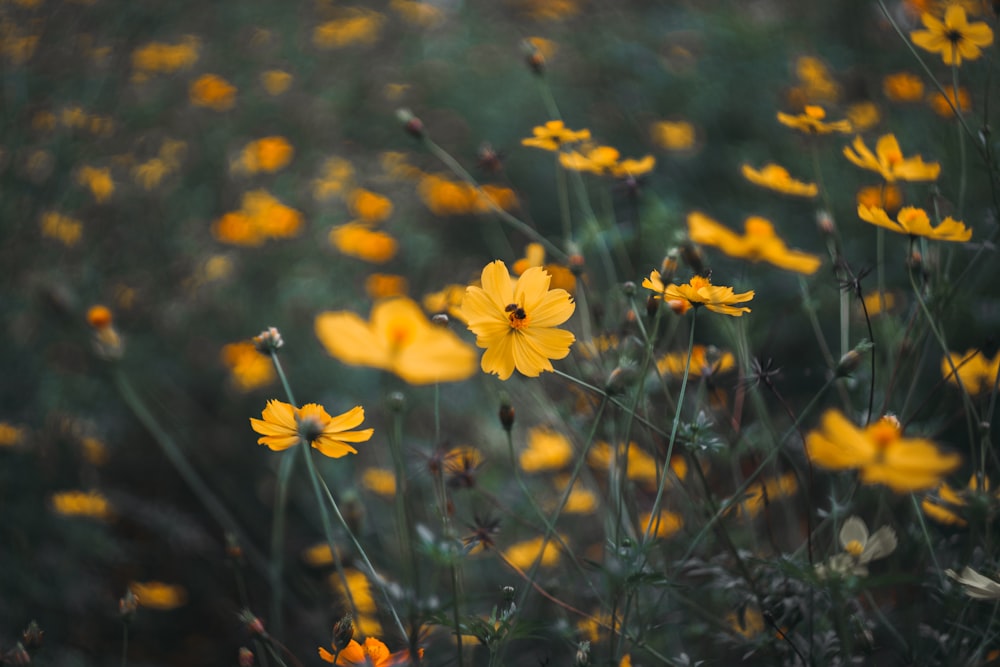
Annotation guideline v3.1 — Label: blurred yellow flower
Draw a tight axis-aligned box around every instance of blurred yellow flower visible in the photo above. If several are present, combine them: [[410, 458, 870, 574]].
[[51, 490, 112, 520], [520, 426, 573, 472], [859, 290, 897, 317], [521, 120, 591, 151], [512, 242, 576, 293], [911, 6, 993, 65], [40, 211, 83, 246], [726, 472, 799, 520], [846, 101, 881, 132], [942, 349, 1000, 395], [320, 636, 419, 666], [235, 136, 294, 174], [805, 410, 960, 492], [315, 297, 477, 385], [929, 86, 972, 117], [587, 442, 686, 490], [0, 422, 26, 447], [133, 158, 169, 190], [417, 175, 517, 216], [641, 509, 684, 539], [76, 166, 114, 203], [131, 37, 199, 76], [313, 156, 356, 200], [726, 606, 765, 639], [302, 542, 344, 567], [362, 467, 397, 497], [390, 0, 445, 27], [221, 341, 275, 392], [461, 261, 576, 380], [423, 283, 468, 322], [856, 183, 903, 213], [250, 400, 373, 459], [329, 568, 382, 638], [559, 145, 654, 178], [555, 475, 598, 514], [883, 72, 925, 102], [80, 436, 109, 466], [843, 134, 940, 182], [503, 536, 561, 569], [793, 55, 841, 104], [857, 204, 971, 241], [657, 344, 735, 378], [329, 223, 398, 263], [741, 163, 817, 197], [687, 212, 822, 274], [129, 581, 188, 610], [651, 120, 697, 152], [189, 73, 236, 111], [260, 69, 292, 95], [313, 9, 386, 49], [776, 105, 852, 134], [518, 0, 582, 20], [922, 475, 991, 526], [213, 190, 303, 246], [365, 273, 408, 299], [349, 188, 393, 223]]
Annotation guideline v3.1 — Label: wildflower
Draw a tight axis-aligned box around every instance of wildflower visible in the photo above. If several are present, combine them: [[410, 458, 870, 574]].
[[651, 120, 697, 152], [641, 510, 684, 538], [313, 9, 386, 49], [316, 297, 476, 384], [859, 290, 897, 317], [883, 72, 925, 102], [521, 120, 591, 151], [805, 410, 960, 492], [329, 223, 397, 262], [726, 607, 765, 639], [929, 86, 972, 117], [221, 341, 276, 391], [726, 472, 799, 520], [348, 189, 393, 223], [945, 567, 1000, 599], [51, 490, 112, 519], [313, 157, 356, 201], [793, 55, 841, 103], [910, 6, 993, 65], [319, 636, 420, 665], [520, 426, 573, 472], [556, 475, 598, 514], [76, 166, 114, 203], [133, 158, 169, 190], [741, 163, 817, 197], [512, 243, 576, 292], [643, 271, 753, 317], [657, 345, 735, 378], [235, 136, 294, 174], [213, 190, 302, 245], [260, 69, 292, 95], [776, 105, 852, 134], [687, 212, 822, 274], [250, 400, 373, 459], [941, 349, 1000, 395], [128, 581, 188, 610], [422, 283, 467, 322], [390, 0, 445, 27], [846, 101, 881, 132], [0, 422, 26, 447], [361, 468, 397, 497], [461, 261, 576, 380], [329, 569, 382, 637], [856, 184, 903, 212], [131, 37, 199, 76], [857, 204, 972, 242], [364, 273, 408, 299], [559, 145, 655, 178], [843, 134, 940, 182], [587, 442, 686, 490], [40, 211, 83, 246], [922, 475, 991, 526], [189, 74, 236, 111], [503, 536, 561, 569], [816, 516, 897, 578]]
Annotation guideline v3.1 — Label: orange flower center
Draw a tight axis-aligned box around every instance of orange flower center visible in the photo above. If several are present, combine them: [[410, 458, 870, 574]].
[[505, 303, 529, 330], [867, 417, 901, 453], [885, 149, 902, 166], [844, 539, 864, 557]]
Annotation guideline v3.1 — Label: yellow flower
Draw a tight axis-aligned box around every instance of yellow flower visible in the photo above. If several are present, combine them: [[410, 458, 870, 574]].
[[349, 188, 393, 223], [805, 410, 960, 492], [911, 6, 993, 65], [250, 400, 373, 459], [857, 204, 972, 242], [726, 607, 766, 639], [390, 0, 445, 27], [129, 581, 188, 610], [313, 156, 356, 201], [313, 9, 386, 49], [641, 510, 684, 539], [741, 163, 817, 197], [418, 174, 514, 216], [883, 72, 925, 102], [942, 349, 1000, 395], [687, 212, 822, 274], [235, 136, 294, 174], [587, 442, 686, 490], [51, 490, 112, 519], [221, 341, 275, 392], [657, 344, 735, 378], [260, 69, 292, 95], [131, 37, 199, 75], [559, 145, 655, 178], [555, 475, 598, 514], [643, 271, 753, 316], [794, 55, 841, 104], [328, 568, 383, 637], [726, 472, 799, 520], [922, 474, 991, 526], [0, 422, 26, 447], [859, 290, 898, 317], [76, 166, 114, 203], [843, 134, 940, 182], [776, 105, 852, 134], [422, 283, 468, 323], [213, 190, 303, 245], [329, 223, 398, 263], [315, 297, 477, 385], [40, 211, 83, 246], [362, 467, 397, 497], [189, 73, 237, 111], [461, 261, 576, 380], [929, 85, 972, 117], [502, 535, 561, 569], [365, 273, 409, 299], [512, 243, 576, 293], [846, 101, 881, 132], [856, 184, 903, 213], [520, 426, 574, 472], [651, 120, 697, 152], [521, 120, 591, 151], [320, 637, 420, 665]]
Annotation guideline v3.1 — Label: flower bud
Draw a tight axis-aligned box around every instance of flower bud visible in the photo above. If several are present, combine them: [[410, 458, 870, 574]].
[[252, 327, 284, 354], [575, 641, 591, 667], [660, 249, 680, 284], [386, 391, 407, 413], [238, 647, 255, 667], [332, 614, 355, 650], [499, 394, 515, 432], [816, 209, 836, 237], [21, 621, 43, 651], [679, 242, 706, 276], [431, 313, 450, 327], [119, 590, 138, 620], [240, 610, 266, 637], [396, 108, 424, 139], [836, 340, 873, 377]]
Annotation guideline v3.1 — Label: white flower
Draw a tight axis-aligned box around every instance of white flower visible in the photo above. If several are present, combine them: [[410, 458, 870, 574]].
[[816, 516, 897, 578], [945, 567, 1000, 600]]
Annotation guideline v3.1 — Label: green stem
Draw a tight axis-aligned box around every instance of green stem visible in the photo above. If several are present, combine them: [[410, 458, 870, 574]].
[[953, 63, 967, 217], [121, 623, 128, 667]]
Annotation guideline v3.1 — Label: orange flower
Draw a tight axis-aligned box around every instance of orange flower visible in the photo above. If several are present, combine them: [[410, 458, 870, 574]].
[[856, 184, 903, 213], [40, 212, 83, 246], [51, 490, 112, 520], [857, 204, 971, 241], [213, 190, 303, 245], [364, 273, 408, 299], [236, 136, 294, 174], [657, 344, 735, 378], [76, 166, 114, 203], [776, 105, 852, 134], [883, 72, 925, 102], [260, 69, 292, 95], [250, 400, 373, 459], [349, 189, 394, 223], [928, 86, 972, 117], [221, 341, 275, 391], [129, 581, 188, 610], [687, 212, 822, 274], [843, 134, 940, 182], [805, 410, 960, 492], [651, 120, 697, 152], [329, 223, 398, 263], [741, 163, 817, 197], [189, 74, 236, 111], [941, 349, 1000, 395], [319, 637, 421, 666]]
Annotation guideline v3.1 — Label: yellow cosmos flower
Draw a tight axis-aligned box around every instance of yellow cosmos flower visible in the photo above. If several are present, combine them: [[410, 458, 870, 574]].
[[726, 472, 799, 520], [587, 442, 686, 490], [883, 72, 925, 102], [76, 166, 114, 203], [349, 188, 394, 223], [221, 341, 276, 391], [641, 510, 684, 539], [843, 134, 940, 182], [687, 212, 822, 274], [559, 145, 655, 177], [651, 120, 697, 152], [361, 467, 397, 497], [364, 273, 408, 299], [859, 290, 898, 317], [643, 271, 753, 316], [502, 535, 561, 569], [741, 163, 818, 197], [422, 283, 468, 323], [315, 297, 476, 385], [213, 190, 303, 246], [512, 242, 576, 292], [189, 73, 236, 111], [320, 636, 420, 665], [857, 204, 972, 242], [235, 136, 294, 174], [0, 422, 26, 447], [40, 211, 83, 246], [131, 37, 200, 76], [313, 9, 386, 49], [776, 105, 852, 134], [804, 410, 961, 492], [50, 490, 112, 520], [657, 344, 735, 378], [929, 86, 972, 117], [856, 183, 903, 213], [520, 426, 574, 472], [250, 400, 373, 459], [922, 474, 992, 526], [461, 261, 576, 380], [911, 6, 993, 65], [260, 69, 292, 95], [942, 349, 1000, 395], [555, 475, 598, 514], [129, 581, 188, 610], [846, 101, 881, 132], [521, 120, 591, 151], [329, 223, 398, 263]]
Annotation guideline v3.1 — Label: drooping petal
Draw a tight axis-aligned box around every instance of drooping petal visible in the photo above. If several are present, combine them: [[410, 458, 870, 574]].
[[315, 311, 392, 369]]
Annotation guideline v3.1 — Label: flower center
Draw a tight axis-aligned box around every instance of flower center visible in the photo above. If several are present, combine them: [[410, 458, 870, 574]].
[[505, 303, 529, 330], [946, 29, 963, 45], [297, 415, 324, 444], [844, 539, 864, 557]]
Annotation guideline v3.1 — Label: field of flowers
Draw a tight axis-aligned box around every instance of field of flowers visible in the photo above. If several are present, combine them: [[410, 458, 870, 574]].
[[3, 0, 1000, 665]]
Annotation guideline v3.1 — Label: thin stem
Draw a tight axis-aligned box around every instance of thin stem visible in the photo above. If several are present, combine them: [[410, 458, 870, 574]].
[[268, 351, 298, 640], [953, 63, 967, 217]]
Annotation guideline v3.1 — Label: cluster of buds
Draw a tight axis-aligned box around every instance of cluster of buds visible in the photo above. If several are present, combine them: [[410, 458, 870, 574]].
[[252, 327, 283, 354], [86, 305, 123, 360]]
